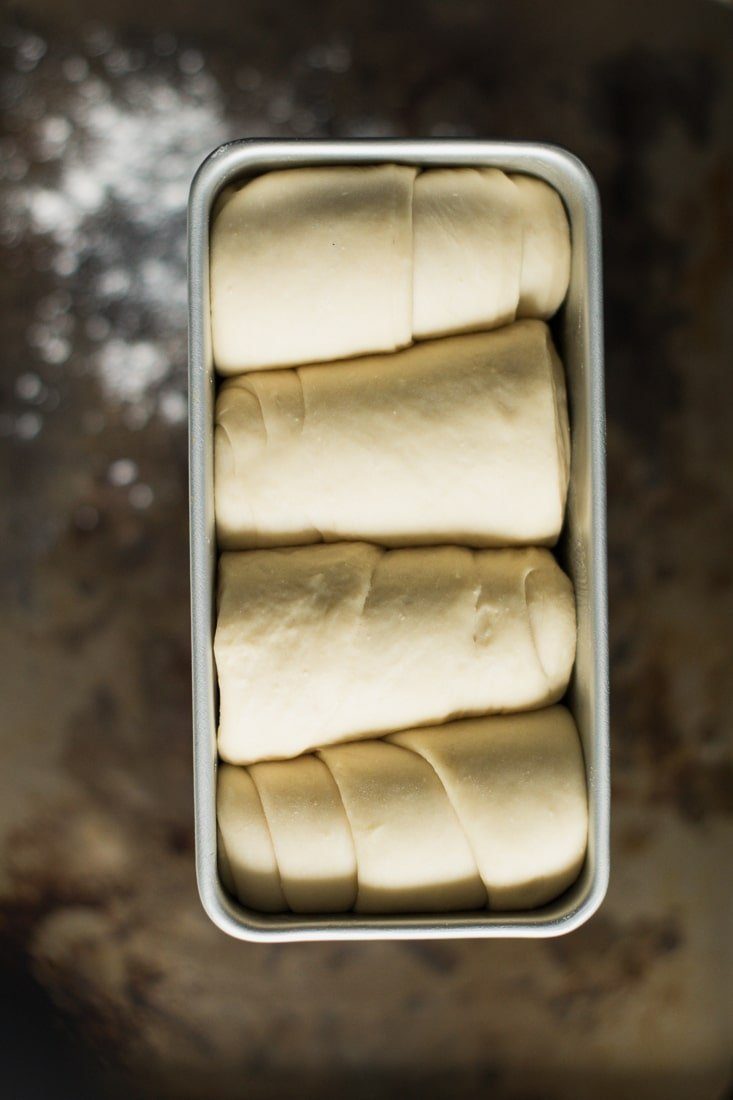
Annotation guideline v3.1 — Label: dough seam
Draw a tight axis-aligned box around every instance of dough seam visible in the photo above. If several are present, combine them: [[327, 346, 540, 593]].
[[522, 567, 552, 697], [316, 750, 360, 911], [471, 578, 484, 646], [326, 546, 383, 736], [242, 376, 270, 452], [470, 549, 488, 649], [214, 418, 236, 479], [246, 767, 287, 902], [548, 335, 570, 530], [389, 735, 491, 908], [216, 414, 260, 545], [357, 547, 385, 619]]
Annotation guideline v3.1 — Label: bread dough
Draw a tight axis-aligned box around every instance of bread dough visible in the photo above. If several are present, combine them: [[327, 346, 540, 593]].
[[249, 755, 357, 913], [512, 174, 571, 319], [217, 708, 587, 915], [216, 764, 286, 911], [210, 166, 570, 372], [319, 740, 486, 912], [392, 706, 588, 910], [210, 165, 415, 372], [215, 320, 570, 549], [215, 543, 576, 764], [412, 168, 522, 338]]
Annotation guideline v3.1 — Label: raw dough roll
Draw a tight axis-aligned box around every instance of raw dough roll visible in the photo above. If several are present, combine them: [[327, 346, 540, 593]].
[[210, 165, 415, 372], [216, 764, 286, 912], [392, 706, 588, 910], [319, 741, 486, 913], [215, 543, 576, 764], [412, 167, 523, 339], [513, 174, 571, 319], [215, 320, 570, 549], [249, 755, 356, 913], [217, 706, 587, 914]]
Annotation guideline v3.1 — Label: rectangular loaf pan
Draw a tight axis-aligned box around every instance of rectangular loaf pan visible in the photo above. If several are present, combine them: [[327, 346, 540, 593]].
[[188, 139, 609, 941]]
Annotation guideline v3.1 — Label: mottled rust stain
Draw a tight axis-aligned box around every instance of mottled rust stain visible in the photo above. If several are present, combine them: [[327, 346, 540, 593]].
[[547, 914, 684, 1023]]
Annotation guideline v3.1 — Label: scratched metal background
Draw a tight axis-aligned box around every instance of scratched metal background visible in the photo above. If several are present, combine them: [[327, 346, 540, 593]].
[[1, 1, 731, 1097]]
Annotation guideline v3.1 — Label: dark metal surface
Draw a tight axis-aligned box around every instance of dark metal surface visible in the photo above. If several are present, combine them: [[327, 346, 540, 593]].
[[1, 0, 732, 1096]]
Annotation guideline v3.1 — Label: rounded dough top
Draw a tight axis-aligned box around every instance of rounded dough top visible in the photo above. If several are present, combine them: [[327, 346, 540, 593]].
[[513, 174, 571, 319]]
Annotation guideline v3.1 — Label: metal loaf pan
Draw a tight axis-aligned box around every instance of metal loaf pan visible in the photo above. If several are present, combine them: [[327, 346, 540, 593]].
[[188, 139, 609, 941]]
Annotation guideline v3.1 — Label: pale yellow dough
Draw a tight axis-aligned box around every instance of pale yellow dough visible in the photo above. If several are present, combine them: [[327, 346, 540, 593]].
[[392, 706, 588, 910], [215, 320, 570, 549], [210, 167, 570, 372], [217, 707, 587, 915], [412, 168, 523, 338], [215, 544, 576, 764], [249, 755, 357, 913], [512, 174, 571, 319], [210, 165, 415, 372], [319, 740, 486, 913], [216, 764, 285, 911]]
